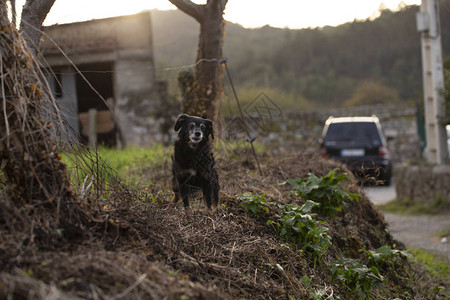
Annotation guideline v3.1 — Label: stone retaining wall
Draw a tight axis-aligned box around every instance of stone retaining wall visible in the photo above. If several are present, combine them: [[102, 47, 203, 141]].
[[395, 164, 450, 203], [245, 104, 420, 164]]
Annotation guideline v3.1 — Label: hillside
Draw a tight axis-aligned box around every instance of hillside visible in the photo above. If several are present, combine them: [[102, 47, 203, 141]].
[[1, 148, 449, 299], [152, 1, 450, 109]]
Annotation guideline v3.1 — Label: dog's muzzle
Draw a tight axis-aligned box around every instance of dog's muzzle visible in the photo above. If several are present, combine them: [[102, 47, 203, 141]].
[[189, 131, 203, 143]]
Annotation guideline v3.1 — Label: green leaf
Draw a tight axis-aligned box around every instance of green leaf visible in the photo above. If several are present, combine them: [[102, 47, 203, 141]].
[[301, 200, 319, 213]]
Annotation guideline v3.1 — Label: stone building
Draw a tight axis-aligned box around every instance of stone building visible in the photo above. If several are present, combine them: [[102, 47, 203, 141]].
[[41, 11, 162, 146]]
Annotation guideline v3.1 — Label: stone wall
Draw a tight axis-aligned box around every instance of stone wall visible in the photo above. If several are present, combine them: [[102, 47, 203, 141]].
[[244, 103, 420, 164], [395, 164, 450, 203]]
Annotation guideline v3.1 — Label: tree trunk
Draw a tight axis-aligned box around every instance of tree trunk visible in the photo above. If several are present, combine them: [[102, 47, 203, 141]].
[[170, 0, 227, 121], [19, 0, 56, 55]]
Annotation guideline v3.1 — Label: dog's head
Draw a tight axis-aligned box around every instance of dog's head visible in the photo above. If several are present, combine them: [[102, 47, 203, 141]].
[[174, 114, 214, 144]]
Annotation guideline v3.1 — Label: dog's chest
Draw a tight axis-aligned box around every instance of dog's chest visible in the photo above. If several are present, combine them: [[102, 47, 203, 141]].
[[177, 141, 209, 160]]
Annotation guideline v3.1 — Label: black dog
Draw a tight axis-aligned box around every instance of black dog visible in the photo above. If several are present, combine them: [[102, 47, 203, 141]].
[[170, 114, 220, 210]]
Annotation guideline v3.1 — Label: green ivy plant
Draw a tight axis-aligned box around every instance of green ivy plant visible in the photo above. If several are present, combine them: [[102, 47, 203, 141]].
[[239, 193, 270, 217], [267, 200, 332, 262], [300, 276, 328, 299], [332, 257, 384, 299], [287, 168, 360, 216], [364, 245, 412, 268]]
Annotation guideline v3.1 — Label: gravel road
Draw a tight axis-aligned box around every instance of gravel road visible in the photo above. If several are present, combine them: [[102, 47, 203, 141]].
[[363, 179, 450, 261], [384, 213, 450, 259]]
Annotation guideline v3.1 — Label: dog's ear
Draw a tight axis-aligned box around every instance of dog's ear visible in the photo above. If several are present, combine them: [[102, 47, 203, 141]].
[[205, 119, 214, 140], [174, 114, 189, 131]]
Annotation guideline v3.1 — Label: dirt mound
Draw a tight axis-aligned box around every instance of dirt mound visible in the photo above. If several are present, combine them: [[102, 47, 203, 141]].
[[1, 150, 448, 299]]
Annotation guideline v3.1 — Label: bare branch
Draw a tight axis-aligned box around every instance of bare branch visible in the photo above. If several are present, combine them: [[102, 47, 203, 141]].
[[8, 0, 17, 26], [19, 0, 56, 55], [169, 0, 204, 23]]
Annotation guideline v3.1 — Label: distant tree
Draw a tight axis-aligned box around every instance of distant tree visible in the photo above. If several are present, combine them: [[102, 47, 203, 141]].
[[169, 0, 228, 121], [344, 81, 401, 107], [443, 57, 450, 125]]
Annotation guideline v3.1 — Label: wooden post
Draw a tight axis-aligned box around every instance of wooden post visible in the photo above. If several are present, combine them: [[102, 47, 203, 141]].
[[88, 108, 97, 148]]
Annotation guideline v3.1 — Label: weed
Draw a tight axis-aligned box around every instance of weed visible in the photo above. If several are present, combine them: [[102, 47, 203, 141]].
[[287, 168, 360, 216], [379, 197, 450, 215], [364, 245, 412, 268], [267, 200, 332, 262], [62, 145, 170, 190], [332, 257, 384, 299], [239, 193, 331, 262], [239, 193, 270, 216], [408, 248, 450, 281], [436, 228, 450, 239], [301, 276, 330, 299]]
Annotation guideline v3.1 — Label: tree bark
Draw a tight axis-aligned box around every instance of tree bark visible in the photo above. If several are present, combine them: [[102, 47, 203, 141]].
[[19, 0, 56, 55], [169, 0, 227, 121]]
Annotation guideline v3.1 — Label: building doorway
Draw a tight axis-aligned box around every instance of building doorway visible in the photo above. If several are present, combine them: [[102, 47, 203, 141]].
[[76, 62, 117, 147]]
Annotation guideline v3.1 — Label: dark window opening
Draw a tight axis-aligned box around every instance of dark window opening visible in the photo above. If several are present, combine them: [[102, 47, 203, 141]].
[[76, 62, 114, 112], [75, 62, 116, 147]]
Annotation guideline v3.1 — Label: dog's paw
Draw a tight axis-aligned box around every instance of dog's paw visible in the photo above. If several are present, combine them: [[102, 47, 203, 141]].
[[206, 206, 219, 215]]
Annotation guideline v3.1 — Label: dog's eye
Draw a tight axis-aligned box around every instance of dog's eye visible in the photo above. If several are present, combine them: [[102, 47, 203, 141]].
[[200, 124, 206, 130], [189, 123, 195, 129]]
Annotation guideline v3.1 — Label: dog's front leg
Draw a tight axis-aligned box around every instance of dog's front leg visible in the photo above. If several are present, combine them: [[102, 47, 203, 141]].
[[202, 182, 213, 210], [178, 181, 190, 208], [212, 183, 219, 209]]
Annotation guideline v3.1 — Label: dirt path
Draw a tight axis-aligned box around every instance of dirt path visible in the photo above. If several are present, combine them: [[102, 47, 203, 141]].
[[364, 180, 450, 261], [384, 213, 450, 261]]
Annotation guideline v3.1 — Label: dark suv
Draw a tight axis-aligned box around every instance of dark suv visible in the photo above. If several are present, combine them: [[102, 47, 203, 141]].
[[319, 116, 392, 185]]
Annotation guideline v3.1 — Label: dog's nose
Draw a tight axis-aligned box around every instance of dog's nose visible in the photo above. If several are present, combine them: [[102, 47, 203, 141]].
[[195, 132, 201, 137]]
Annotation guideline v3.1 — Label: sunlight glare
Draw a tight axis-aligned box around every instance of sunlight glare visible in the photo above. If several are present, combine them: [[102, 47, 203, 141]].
[[11, 0, 422, 29], [224, 0, 421, 29]]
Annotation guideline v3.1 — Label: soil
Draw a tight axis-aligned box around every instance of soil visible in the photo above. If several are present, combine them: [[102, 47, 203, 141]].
[[1, 150, 449, 299]]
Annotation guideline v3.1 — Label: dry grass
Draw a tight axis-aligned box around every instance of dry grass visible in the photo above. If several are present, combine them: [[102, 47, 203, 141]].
[[1, 146, 449, 299]]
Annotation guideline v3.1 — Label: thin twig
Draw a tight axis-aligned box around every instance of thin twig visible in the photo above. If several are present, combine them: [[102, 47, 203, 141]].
[[112, 273, 147, 300], [0, 52, 10, 148]]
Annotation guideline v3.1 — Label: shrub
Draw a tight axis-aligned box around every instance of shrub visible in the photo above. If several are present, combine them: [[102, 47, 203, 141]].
[[364, 245, 412, 268], [287, 168, 360, 216], [332, 257, 384, 299], [239, 193, 270, 216], [267, 200, 332, 262]]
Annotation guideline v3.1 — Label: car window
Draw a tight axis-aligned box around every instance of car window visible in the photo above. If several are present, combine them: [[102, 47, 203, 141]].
[[324, 122, 381, 146]]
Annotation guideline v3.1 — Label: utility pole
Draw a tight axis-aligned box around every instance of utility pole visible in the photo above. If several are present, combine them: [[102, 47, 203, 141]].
[[417, 0, 448, 164]]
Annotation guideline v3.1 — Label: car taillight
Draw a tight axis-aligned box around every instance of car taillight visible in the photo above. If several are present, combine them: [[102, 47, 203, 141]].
[[320, 145, 328, 157], [378, 145, 388, 157]]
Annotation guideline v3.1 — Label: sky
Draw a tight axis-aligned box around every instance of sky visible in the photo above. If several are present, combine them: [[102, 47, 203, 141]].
[[14, 0, 422, 29]]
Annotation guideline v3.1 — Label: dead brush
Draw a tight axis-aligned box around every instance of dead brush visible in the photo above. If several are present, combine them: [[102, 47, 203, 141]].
[[0, 2, 129, 257], [0, 5, 160, 298], [0, 2, 81, 251]]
